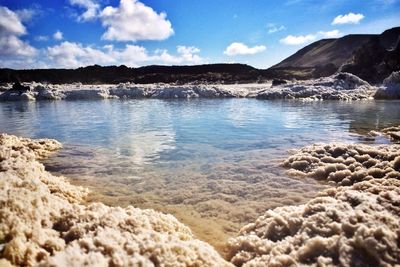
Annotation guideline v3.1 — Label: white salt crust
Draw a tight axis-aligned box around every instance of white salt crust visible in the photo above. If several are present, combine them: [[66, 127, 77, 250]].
[[0, 134, 231, 267]]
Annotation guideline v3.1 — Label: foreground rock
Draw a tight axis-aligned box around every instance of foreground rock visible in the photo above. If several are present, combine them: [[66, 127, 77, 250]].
[[0, 73, 380, 101], [283, 143, 400, 186], [227, 141, 400, 266], [381, 125, 400, 142], [227, 178, 400, 267], [0, 134, 230, 266]]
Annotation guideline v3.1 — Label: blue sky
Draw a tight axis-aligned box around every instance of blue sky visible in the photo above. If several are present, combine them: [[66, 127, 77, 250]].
[[0, 0, 399, 69]]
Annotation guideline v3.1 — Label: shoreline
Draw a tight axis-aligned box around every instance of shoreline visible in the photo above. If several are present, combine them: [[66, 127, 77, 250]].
[[0, 134, 230, 266], [1, 126, 399, 266], [1, 72, 399, 101]]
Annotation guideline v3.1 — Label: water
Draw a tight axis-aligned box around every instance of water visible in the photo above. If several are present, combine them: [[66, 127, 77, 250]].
[[1, 99, 400, 253]]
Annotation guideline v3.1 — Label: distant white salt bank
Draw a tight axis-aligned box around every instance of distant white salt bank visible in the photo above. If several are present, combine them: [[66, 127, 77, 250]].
[[3, 72, 399, 101]]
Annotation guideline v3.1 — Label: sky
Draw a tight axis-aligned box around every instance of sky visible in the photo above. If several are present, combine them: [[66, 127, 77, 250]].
[[0, 0, 399, 69]]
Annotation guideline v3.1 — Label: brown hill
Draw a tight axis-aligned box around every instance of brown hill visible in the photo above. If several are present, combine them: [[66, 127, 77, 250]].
[[272, 35, 373, 69], [270, 27, 400, 83]]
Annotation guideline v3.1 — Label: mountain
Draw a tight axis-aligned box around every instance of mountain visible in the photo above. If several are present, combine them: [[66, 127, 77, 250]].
[[272, 35, 374, 69], [270, 27, 400, 83], [340, 27, 400, 84]]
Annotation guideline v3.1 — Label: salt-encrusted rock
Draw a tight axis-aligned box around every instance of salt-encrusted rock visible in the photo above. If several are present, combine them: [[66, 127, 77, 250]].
[[374, 71, 400, 99], [282, 143, 400, 186], [65, 89, 114, 100], [381, 125, 400, 142], [329, 72, 371, 90], [34, 85, 66, 100], [228, 133, 400, 266], [257, 72, 375, 100], [0, 134, 231, 267], [227, 178, 400, 267], [0, 83, 34, 101], [151, 85, 238, 99], [0, 75, 382, 101], [109, 84, 154, 98], [19, 92, 36, 101]]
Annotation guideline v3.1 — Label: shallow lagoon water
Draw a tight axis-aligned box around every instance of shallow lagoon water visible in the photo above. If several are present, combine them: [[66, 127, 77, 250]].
[[1, 99, 400, 254]]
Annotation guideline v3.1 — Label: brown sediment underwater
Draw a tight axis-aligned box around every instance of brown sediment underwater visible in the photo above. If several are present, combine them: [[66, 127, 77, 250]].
[[47, 146, 324, 257]]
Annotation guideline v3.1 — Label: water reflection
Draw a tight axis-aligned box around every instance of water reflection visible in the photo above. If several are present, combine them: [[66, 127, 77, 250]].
[[1, 99, 400, 253], [112, 130, 176, 165]]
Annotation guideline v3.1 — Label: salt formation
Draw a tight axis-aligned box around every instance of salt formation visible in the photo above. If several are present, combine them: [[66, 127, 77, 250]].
[[228, 139, 400, 266], [375, 71, 400, 99], [283, 143, 400, 186], [256, 72, 375, 100], [0, 72, 379, 101], [227, 178, 400, 267], [0, 83, 253, 101], [0, 134, 230, 266], [381, 125, 400, 142]]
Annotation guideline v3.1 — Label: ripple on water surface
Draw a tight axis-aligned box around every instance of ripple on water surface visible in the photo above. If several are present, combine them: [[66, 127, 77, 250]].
[[1, 99, 400, 254]]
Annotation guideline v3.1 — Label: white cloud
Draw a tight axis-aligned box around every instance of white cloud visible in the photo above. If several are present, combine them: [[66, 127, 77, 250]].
[[318, 29, 342, 38], [175, 46, 203, 64], [45, 41, 205, 68], [224, 42, 266, 56], [69, 0, 100, 21], [280, 34, 317, 45], [332, 13, 364, 25], [0, 35, 37, 57], [47, 41, 113, 68], [346, 14, 400, 34], [0, 6, 36, 58], [53, 30, 63, 40], [280, 30, 343, 45], [100, 0, 174, 42], [267, 23, 286, 34], [15, 8, 37, 22], [0, 7, 26, 35], [35, 35, 49, 41]]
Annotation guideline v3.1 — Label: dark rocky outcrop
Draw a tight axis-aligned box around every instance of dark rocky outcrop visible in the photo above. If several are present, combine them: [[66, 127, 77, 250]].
[[340, 28, 400, 84], [271, 27, 400, 84], [0, 64, 265, 85], [374, 71, 400, 99], [11, 82, 30, 95], [271, 79, 288, 86]]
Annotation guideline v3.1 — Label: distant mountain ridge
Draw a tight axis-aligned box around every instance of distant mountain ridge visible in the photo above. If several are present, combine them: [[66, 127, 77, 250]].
[[0, 64, 261, 85], [272, 27, 400, 69], [272, 35, 374, 69], [271, 27, 400, 83], [0, 27, 399, 85]]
